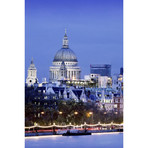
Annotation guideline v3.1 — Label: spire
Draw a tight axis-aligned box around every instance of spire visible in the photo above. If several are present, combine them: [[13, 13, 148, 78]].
[[31, 57, 34, 64], [29, 57, 36, 70], [64, 28, 67, 37], [63, 29, 69, 48]]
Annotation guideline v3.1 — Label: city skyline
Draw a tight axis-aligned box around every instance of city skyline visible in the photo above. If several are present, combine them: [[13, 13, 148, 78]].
[[25, 0, 123, 82]]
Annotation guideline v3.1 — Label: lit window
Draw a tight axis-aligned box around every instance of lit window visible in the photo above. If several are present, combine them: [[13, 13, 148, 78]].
[[38, 113, 40, 118]]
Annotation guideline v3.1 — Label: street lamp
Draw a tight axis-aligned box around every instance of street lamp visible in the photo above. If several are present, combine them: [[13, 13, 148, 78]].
[[104, 112, 107, 124], [41, 112, 44, 115], [89, 112, 93, 115], [59, 111, 63, 115], [74, 111, 78, 115], [89, 112, 93, 124], [58, 111, 63, 125]]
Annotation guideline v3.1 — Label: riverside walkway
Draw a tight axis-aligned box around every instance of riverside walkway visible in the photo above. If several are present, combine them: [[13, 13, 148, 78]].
[[25, 122, 123, 137]]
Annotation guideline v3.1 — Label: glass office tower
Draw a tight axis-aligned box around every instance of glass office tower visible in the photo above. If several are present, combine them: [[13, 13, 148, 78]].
[[90, 64, 111, 77]]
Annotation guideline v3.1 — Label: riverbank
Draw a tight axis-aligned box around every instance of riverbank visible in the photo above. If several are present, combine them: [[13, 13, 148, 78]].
[[25, 129, 123, 137]]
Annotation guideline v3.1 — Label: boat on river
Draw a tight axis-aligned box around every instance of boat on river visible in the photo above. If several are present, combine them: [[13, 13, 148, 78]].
[[62, 129, 91, 136]]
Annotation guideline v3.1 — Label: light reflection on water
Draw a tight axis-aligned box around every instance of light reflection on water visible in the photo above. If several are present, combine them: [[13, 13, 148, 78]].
[[25, 133, 123, 148]]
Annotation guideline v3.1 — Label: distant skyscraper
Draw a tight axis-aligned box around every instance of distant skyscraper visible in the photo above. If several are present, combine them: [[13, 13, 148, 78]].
[[26, 58, 38, 86], [90, 64, 111, 77], [120, 67, 123, 75], [49, 30, 81, 82]]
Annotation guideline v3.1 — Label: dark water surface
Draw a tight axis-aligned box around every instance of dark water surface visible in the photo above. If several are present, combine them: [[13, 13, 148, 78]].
[[25, 132, 123, 148]]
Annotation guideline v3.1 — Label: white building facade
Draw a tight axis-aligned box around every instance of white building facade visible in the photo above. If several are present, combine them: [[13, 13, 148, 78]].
[[26, 58, 38, 86], [49, 31, 81, 82]]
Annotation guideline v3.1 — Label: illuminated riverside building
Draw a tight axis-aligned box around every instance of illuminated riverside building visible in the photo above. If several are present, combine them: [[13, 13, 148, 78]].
[[84, 74, 112, 88], [113, 93, 123, 113], [112, 73, 123, 93], [99, 89, 114, 111], [49, 30, 81, 82]]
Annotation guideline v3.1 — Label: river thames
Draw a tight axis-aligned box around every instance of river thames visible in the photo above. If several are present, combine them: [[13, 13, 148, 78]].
[[25, 132, 123, 148]]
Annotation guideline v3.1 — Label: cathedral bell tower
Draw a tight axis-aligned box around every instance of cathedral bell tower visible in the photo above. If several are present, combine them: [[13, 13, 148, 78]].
[[26, 58, 38, 86]]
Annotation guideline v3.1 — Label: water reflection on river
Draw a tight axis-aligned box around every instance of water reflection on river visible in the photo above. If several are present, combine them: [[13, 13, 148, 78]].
[[25, 132, 123, 148]]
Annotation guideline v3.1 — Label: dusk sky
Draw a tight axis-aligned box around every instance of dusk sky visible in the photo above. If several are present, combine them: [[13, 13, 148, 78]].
[[25, 0, 123, 82]]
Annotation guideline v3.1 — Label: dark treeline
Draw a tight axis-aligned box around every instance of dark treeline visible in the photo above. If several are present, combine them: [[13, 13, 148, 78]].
[[25, 99, 123, 126]]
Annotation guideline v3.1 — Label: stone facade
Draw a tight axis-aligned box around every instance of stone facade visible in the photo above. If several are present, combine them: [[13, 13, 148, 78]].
[[49, 31, 81, 82], [26, 58, 38, 86]]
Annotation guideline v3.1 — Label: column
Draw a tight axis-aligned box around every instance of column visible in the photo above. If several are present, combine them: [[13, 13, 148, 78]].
[[57, 71, 59, 79], [67, 71, 69, 79], [74, 71, 75, 79], [51, 71, 53, 79], [78, 71, 79, 79], [54, 71, 55, 79], [55, 71, 57, 79], [69, 71, 70, 79]]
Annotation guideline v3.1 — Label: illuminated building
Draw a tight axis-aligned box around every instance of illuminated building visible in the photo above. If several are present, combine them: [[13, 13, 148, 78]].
[[49, 30, 81, 82], [26, 58, 38, 86]]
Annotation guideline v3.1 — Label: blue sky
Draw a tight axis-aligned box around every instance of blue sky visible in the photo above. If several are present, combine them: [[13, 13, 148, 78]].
[[25, 0, 123, 82]]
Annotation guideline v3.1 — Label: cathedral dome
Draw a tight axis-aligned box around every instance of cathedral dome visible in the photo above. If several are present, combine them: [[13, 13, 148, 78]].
[[50, 30, 81, 82], [53, 30, 78, 62], [53, 48, 78, 62]]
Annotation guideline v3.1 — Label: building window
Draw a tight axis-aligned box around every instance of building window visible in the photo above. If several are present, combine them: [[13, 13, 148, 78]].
[[38, 113, 40, 118], [61, 72, 63, 76]]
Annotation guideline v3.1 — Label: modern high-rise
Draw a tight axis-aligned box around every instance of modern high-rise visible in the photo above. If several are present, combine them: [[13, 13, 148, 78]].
[[120, 67, 123, 75], [90, 64, 111, 77]]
